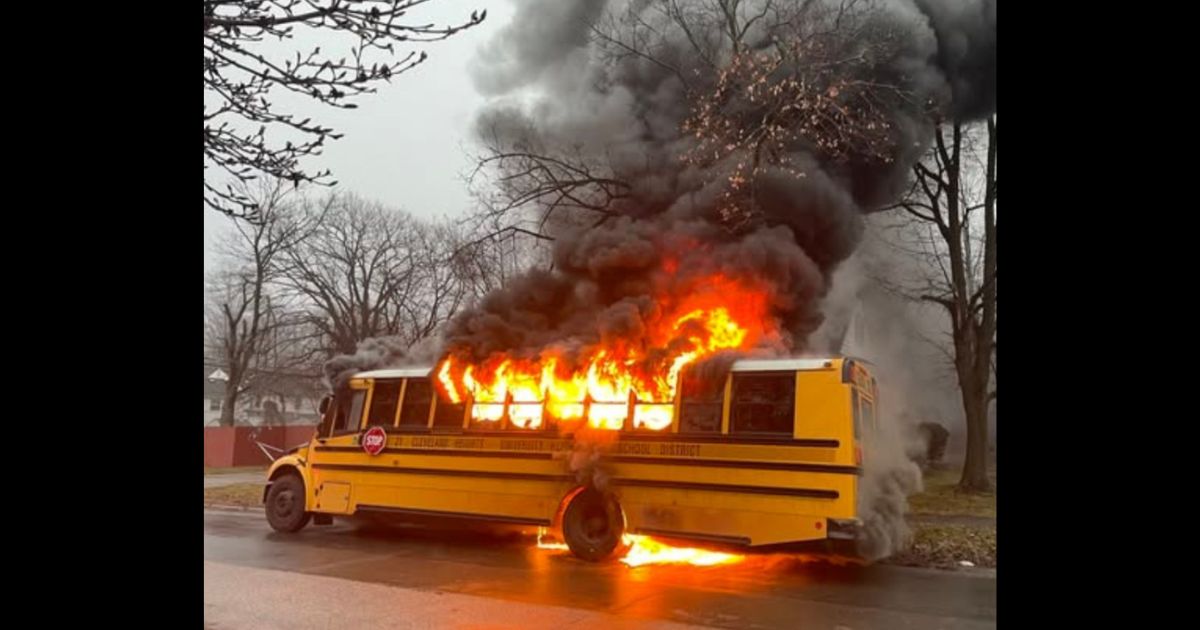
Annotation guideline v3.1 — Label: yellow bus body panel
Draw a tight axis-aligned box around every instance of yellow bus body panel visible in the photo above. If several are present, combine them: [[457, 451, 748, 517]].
[[289, 358, 870, 547]]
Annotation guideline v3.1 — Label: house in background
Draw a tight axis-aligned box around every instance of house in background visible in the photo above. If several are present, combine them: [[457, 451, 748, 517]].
[[204, 363, 325, 427]]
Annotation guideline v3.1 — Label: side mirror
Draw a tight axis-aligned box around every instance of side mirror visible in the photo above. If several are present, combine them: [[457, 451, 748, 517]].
[[319, 395, 332, 415]]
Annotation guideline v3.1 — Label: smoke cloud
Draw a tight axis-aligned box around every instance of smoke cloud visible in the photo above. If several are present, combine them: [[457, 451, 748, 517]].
[[452, 0, 996, 360]]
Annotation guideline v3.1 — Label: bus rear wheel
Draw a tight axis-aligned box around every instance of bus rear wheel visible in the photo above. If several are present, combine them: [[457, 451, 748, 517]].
[[561, 488, 628, 562], [265, 474, 311, 533]]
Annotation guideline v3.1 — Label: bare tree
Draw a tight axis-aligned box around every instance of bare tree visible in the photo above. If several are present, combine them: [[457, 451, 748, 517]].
[[460, 216, 550, 290], [277, 194, 489, 355], [682, 2, 909, 230], [276, 193, 415, 354], [467, 123, 629, 245], [879, 117, 996, 492], [467, 0, 906, 240], [205, 179, 321, 425], [204, 0, 485, 219], [382, 218, 487, 343]]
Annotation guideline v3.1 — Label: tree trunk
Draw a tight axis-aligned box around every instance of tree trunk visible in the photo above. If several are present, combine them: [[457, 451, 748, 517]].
[[335, 336, 358, 357], [958, 377, 992, 492], [219, 388, 239, 427], [961, 116, 997, 493]]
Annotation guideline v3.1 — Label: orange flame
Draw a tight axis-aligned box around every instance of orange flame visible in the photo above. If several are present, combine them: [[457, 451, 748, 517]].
[[436, 274, 772, 431], [534, 528, 744, 567], [535, 527, 569, 551], [619, 534, 744, 567]]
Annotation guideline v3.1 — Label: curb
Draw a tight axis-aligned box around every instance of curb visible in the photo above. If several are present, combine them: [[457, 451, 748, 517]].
[[883, 562, 997, 578]]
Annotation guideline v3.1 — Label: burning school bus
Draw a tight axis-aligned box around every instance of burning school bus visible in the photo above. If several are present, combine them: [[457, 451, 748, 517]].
[[262, 355, 879, 562]]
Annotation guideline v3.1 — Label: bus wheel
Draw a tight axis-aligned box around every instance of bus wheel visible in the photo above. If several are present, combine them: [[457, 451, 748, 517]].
[[562, 488, 628, 562], [265, 474, 311, 533]]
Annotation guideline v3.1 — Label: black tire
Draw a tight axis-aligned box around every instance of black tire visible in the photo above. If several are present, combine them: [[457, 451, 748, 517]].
[[561, 488, 628, 562], [265, 474, 311, 533]]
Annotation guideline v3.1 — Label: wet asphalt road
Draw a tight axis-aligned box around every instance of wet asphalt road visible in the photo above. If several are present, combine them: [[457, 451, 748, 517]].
[[204, 509, 995, 629]]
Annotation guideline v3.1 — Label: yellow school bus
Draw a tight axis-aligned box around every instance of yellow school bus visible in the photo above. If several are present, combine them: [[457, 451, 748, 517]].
[[263, 357, 879, 561]]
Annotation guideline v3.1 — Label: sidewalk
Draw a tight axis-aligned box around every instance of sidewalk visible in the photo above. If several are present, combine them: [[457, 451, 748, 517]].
[[205, 561, 706, 630]]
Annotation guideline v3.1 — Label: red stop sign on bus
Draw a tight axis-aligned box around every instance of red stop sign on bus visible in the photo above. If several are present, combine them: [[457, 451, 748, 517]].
[[362, 426, 387, 456]]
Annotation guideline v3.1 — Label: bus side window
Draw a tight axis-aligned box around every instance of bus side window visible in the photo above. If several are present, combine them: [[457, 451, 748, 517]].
[[851, 389, 861, 440], [399, 379, 434, 427], [431, 378, 466, 431], [366, 379, 402, 427], [329, 396, 348, 435], [679, 371, 722, 433], [432, 396, 465, 431], [730, 372, 794, 436], [333, 390, 367, 433], [862, 397, 876, 432]]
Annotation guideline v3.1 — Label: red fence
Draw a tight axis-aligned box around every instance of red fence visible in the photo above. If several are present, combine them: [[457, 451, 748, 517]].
[[203, 425, 319, 467]]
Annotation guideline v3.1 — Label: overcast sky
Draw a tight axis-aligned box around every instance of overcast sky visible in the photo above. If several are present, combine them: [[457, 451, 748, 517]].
[[204, 0, 517, 273]]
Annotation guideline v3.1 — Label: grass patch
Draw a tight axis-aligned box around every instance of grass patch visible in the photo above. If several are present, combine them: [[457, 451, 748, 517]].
[[908, 466, 996, 518], [889, 524, 996, 570], [204, 465, 267, 476], [204, 483, 264, 508]]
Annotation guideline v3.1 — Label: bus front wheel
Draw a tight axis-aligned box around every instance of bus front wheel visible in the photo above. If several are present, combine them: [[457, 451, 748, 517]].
[[265, 474, 311, 533], [562, 488, 628, 562]]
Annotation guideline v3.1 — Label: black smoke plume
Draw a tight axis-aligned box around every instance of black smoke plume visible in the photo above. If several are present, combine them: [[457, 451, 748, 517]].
[[451, 0, 996, 359]]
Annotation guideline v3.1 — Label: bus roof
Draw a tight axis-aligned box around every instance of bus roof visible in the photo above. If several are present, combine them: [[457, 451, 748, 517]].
[[729, 358, 842, 371], [354, 367, 434, 379], [352, 357, 847, 380]]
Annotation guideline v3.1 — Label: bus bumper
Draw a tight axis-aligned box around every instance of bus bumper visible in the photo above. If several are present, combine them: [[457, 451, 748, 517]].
[[827, 518, 862, 541]]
